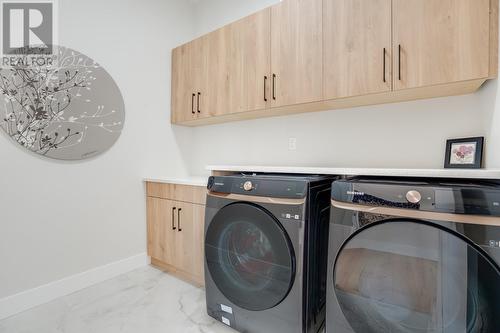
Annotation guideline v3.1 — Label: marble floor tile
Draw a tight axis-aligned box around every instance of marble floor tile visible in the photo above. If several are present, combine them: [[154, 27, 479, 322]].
[[0, 266, 235, 333]]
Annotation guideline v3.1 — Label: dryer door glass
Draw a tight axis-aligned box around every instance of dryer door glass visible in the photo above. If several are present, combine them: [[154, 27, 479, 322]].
[[333, 220, 500, 333], [205, 202, 295, 311]]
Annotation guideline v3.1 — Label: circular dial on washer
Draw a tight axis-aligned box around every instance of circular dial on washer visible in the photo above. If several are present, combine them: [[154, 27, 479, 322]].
[[406, 190, 422, 204], [243, 181, 253, 191]]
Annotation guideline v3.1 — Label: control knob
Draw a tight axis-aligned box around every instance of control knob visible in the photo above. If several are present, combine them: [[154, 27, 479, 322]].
[[243, 181, 253, 191], [406, 190, 422, 204]]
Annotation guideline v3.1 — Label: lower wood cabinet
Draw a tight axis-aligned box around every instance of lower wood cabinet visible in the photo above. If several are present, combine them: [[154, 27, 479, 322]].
[[146, 182, 206, 286]]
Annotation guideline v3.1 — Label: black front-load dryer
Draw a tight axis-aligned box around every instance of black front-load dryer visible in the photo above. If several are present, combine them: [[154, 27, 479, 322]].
[[205, 174, 336, 333], [327, 177, 500, 333]]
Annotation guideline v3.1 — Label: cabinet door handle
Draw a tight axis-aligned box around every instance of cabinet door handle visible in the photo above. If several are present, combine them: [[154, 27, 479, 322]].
[[172, 207, 177, 230], [383, 48, 386, 83], [398, 44, 402, 81], [197, 93, 201, 113], [191, 94, 195, 114], [264, 76, 268, 102], [177, 208, 182, 232], [272, 74, 276, 100]]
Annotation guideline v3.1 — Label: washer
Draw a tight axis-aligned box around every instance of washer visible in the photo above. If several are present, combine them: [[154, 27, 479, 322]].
[[327, 177, 500, 333], [205, 174, 336, 333]]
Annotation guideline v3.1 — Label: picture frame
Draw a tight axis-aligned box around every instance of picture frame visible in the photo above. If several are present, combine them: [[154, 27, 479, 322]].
[[444, 137, 484, 169]]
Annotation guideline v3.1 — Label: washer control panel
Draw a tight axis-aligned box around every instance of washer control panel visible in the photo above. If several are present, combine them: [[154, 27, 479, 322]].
[[207, 176, 308, 199]]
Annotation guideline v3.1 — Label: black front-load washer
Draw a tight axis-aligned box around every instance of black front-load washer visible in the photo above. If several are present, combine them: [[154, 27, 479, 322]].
[[205, 174, 336, 333], [327, 177, 500, 333]]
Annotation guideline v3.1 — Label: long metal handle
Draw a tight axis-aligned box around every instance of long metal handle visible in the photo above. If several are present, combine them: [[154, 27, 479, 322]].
[[197, 93, 201, 113], [172, 207, 177, 230], [398, 44, 402, 81], [264, 76, 268, 102], [177, 208, 182, 232], [191, 94, 195, 114], [383, 48, 386, 83], [272, 74, 276, 100]]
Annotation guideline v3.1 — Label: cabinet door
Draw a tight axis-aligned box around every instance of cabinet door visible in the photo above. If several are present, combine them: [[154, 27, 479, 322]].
[[192, 36, 209, 119], [271, 0, 323, 107], [243, 8, 271, 111], [202, 9, 271, 118], [171, 42, 196, 124], [393, 0, 490, 90], [201, 28, 228, 118], [174, 202, 205, 285], [233, 9, 271, 113], [324, 0, 392, 99], [146, 197, 177, 266]]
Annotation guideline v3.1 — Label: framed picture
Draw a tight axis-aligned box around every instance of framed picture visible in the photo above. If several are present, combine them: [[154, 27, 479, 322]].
[[444, 137, 484, 169]]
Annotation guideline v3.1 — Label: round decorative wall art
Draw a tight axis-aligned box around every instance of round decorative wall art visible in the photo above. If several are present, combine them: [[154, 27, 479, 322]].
[[0, 46, 125, 160]]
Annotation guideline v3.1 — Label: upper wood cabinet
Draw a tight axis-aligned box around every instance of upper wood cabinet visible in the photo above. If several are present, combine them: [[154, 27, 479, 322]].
[[393, 0, 491, 90], [171, 42, 194, 124], [205, 10, 272, 117], [271, 0, 323, 107], [171, 0, 498, 126], [245, 9, 272, 112], [171, 37, 208, 123], [323, 0, 392, 99]]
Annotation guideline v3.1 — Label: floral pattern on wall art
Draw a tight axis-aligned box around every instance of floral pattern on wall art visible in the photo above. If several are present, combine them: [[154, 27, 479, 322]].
[[0, 46, 125, 160]]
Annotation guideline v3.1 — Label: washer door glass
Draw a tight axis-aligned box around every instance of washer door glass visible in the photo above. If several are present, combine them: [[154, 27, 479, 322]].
[[206, 202, 295, 311], [334, 220, 500, 333]]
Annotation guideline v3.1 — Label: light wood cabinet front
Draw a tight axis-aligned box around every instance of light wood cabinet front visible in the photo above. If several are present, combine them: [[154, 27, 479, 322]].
[[204, 9, 272, 117], [174, 202, 205, 285], [146, 186, 206, 287], [146, 182, 207, 206], [244, 9, 272, 113], [324, 0, 392, 99], [171, 37, 208, 122], [193, 36, 209, 118], [146, 197, 178, 267], [393, 0, 491, 90], [171, 42, 195, 124], [271, 0, 323, 107]]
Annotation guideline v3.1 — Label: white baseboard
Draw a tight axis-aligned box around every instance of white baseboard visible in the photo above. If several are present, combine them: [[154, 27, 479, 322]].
[[0, 253, 150, 320]]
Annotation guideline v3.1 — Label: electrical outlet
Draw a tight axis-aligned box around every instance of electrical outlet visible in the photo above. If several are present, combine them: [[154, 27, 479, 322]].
[[288, 138, 297, 151]]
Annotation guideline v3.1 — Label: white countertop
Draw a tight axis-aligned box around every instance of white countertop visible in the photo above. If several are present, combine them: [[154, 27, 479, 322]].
[[206, 165, 500, 180], [144, 176, 209, 187]]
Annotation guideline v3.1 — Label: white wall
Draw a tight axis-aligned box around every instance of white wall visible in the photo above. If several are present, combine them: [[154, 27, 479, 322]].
[[189, 95, 487, 172], [479, 79, 500, 167], [186, 0, 499, 175], [0, 0, 195, 298], [191, 0, 278, 37]]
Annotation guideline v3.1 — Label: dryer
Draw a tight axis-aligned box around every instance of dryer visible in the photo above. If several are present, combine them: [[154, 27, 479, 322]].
[[327, 177, 500, 333], [205, 174, 335, 333]]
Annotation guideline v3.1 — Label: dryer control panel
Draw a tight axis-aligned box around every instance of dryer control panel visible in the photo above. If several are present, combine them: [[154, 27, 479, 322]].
[[332, 178, 500, 216]]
